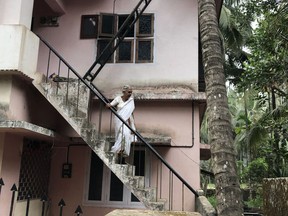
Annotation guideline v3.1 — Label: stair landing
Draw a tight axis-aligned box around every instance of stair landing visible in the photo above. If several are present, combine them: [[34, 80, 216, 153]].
[[106, 210, 201, 216]]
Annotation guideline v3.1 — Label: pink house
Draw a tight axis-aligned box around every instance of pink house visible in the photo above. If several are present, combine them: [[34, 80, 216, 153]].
[[0, 0, 222, 215]]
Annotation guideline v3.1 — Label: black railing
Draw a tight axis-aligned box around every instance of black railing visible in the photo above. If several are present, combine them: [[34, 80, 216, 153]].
[[37, 32, 199, 210], [37, 34, 199, 210]]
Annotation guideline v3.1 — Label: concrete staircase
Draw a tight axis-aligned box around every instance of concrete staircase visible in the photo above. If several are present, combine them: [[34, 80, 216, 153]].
[[33, 78, 165, 210]]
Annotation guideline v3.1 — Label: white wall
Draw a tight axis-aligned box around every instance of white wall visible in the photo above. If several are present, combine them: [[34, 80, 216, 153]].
[[0, 25, 39, 78], [0, 0, 34, 29]]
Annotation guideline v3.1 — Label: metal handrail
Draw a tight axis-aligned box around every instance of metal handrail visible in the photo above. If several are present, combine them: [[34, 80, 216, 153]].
[[37, 35, 199, 198]]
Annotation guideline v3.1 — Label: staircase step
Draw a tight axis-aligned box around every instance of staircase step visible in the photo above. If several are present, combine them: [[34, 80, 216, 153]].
[[71, 117, 91, 128], [33, 80, 169, 211], [146, 201, 166, 211], [135, 187, 157, 202], [105, 151, 117, 164], [127, 176, 145, 188]]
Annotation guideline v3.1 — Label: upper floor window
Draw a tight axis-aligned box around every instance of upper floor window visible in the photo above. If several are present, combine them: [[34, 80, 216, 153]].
[[81, 13, 154, 63]]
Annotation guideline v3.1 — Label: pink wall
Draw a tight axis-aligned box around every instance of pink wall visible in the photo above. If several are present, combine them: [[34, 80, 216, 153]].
[[8, 76, 78, 137], [90, 100, 201, 147], [33, 0, 199, 91], [48, 145, 116, 215], [45, 99, 201, 214], [0, 134, 22, 216]]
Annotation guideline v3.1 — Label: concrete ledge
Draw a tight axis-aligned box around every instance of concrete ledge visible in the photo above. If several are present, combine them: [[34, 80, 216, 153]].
[[0, 25, 39, 79], [96, 86, 206, 101], [106, 210, 202, 216], [0, 120, 55, 137]]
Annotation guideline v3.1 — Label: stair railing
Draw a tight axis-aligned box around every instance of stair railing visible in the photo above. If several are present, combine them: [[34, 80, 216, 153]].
[[37, 33, 199, 211]]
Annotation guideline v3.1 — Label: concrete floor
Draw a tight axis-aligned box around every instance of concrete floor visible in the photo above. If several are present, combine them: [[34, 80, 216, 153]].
[[106, 210, 202, 216]]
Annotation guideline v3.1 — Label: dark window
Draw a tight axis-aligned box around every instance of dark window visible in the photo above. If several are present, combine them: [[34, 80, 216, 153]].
[[137, 14, 154, 37], [80, 15, 98, 39], [116, 40, 134, 63], [17, 138, 51, 201], [97, 39, 114, 63], [99, 13, 116, 37], [88, 149, 147, 206], [118, 14, 135, 37], [136, 39, 153, 63], [88, 152, 103, 200], [109, 172, 124, 201], [82, 13, 154, 63], [131, 150, 145, 202]]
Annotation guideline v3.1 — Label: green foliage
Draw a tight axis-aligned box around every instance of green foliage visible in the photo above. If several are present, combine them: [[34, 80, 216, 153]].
[[243, 158, 268, 184], [244, 194, 263, 209], [241, 1, 288, 92], [207, 195, 217, 208]]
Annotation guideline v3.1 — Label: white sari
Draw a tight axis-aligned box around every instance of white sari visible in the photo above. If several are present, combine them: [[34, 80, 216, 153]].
[[110, 96, 136, 156]]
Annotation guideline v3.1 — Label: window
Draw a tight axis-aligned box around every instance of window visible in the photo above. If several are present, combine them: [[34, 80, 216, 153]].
[[116, 39, 134, 63], [86, 149, 149, 208], [81, 13, 154, 63], [99, 13, 116, 37], [118, 14, 135, 37], [18, 138, 51, 200], [97, 39, 114, 63], [136, 14, 154, 37], [136, 39, 153, 63], [80, 15, 98, 39]]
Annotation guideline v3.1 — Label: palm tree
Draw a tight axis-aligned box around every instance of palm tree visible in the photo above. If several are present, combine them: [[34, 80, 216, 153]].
[[198, 0, 243, 215]]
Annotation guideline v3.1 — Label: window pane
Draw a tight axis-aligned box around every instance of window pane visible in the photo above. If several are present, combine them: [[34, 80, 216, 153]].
[[99, 14, 116, 37], [109, 172, 123, 201], [136, 39, 153, 63], [80, 15, 98, 39], [131, 193, 140, 202], [88, 152, 103, 201], [134, 150, 145, 176], [117, 40, 133, 63], [118, 14, 134, 37], [137, 14, 154, 36], [131, 150, 145, 202], [97, 39, 114, 63]]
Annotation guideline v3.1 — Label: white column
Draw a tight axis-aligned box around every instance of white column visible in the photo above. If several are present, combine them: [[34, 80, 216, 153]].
[[0, 0, 34, 29]]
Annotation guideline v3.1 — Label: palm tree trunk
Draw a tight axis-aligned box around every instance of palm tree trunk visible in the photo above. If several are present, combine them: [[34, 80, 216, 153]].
[[198, 0, 243, 215]]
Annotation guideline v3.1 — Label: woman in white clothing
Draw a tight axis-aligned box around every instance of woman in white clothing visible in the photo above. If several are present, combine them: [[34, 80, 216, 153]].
[[106, 85, 136, 156]]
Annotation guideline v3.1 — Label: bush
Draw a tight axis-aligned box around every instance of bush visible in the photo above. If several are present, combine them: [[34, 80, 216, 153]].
[[207, 195, 217, 208], [243, 158, 268, 185]]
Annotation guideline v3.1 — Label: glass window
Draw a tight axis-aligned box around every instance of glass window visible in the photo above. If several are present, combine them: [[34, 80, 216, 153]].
[[80, 15, 98, 39], [116, 39, 134, 63], [118, 14, 135, 38], [137, 14, 154, 37], [82, 13, 154, 63], [97, 39, 114, 63], [99, 13, 116, 37], [88, 152, 103, 201], [136, 39, 153, 63], [87, 149, 148, 208]]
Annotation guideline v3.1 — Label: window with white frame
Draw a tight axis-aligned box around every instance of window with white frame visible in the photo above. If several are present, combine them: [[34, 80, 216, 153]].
[[81, 13, 154, 63], [86, 149, 149, 208]]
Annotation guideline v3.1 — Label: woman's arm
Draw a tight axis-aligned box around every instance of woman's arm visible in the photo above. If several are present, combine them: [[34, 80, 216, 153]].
[[106, 96, 119, 108]]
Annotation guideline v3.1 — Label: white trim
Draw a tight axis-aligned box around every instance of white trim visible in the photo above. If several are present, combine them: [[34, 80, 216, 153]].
[[82, 148, 148, 209]]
